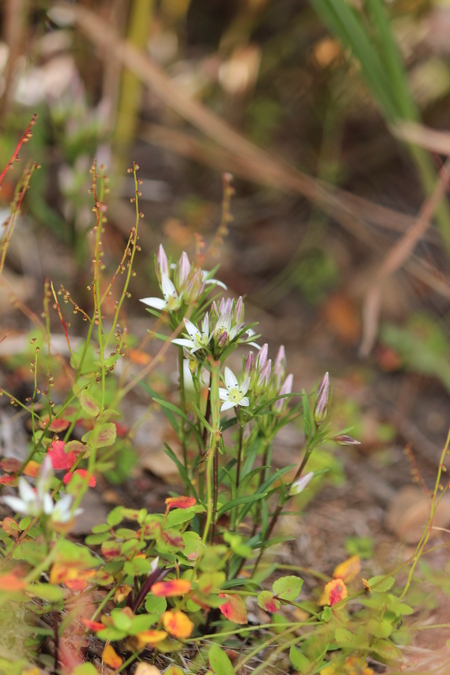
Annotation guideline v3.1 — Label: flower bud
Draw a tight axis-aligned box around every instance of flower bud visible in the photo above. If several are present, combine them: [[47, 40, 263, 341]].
[[257, 359, 272, 388], [289, 471, 314, 496], [244, 351, 254, 378], [274, 345, 286, 385], [175, 252, 191, 290], [235, 296, 244, 323], [256, 343, 268, 371], [314, 372, 330, 425], [184, 268, 203, 303], [333, 434, 361, 446], [156, 244, 169, 283], [274, 373, 293, 412], [217, 331, 228, 348]]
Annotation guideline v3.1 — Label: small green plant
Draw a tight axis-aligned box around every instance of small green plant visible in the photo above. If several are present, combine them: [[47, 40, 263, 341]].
[[1, 119, 449, 675]]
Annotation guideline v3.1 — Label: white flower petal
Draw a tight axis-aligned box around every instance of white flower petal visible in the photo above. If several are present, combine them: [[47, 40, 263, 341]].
[[2, 496, 28, 513], [43, 493, 54, 515], [239, 396, 250, 407], [184, 319, 200, 339], [140, 297, 166, 310], [172, 338, 195, 348], [161, 274, 177, 300], [240, 377, 251, 395], [221, 400, 235, 411], [224, 367, 238, 390], [218, 387, 229, 401], [18, 478, 36, 503], [202, 313, 209, 335]]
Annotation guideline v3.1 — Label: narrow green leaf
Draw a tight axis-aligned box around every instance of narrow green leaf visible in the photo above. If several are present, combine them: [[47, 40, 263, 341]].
[[208, 643, 235, 675]]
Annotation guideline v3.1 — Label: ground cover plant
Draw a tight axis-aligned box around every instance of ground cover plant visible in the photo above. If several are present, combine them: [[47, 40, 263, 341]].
[[0, 119, 450, 675]]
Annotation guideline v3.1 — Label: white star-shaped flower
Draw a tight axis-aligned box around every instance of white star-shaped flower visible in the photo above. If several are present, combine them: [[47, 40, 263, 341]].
[[219, 367, 250, 412], [140, 274, 182, 313], [172, 314, 211, 354]]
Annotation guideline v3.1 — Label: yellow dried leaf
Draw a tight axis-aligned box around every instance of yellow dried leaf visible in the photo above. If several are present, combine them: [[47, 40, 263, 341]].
[[102, 644, 123, 668], [332, 555, 361, 583]]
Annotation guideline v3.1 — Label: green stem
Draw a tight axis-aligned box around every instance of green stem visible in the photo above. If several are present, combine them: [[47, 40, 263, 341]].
[[202, 360, 221, 545], [178, 346, 188, 474]]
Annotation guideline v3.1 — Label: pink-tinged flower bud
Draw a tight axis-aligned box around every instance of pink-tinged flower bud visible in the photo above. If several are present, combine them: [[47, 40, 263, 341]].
[[235, 297, 244, 323], [156, 244, 169, 283], [219, 299, 233, 319], [244, 351, 254, 378], [257, 359, 272, 388], [184, 268, 203, 303], [175, 252, 191, 290], [274, 373, 293, 412], [256, 343, 268, 371], [217, 331, 228, 348], [333, 434, 361, 446], [314, 372, 330, 426], [289, 471, 314, 496], [274, 345, 286, 384]]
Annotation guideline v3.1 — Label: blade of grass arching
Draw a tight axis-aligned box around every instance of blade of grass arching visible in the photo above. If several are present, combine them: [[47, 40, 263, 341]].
[[364, 0, 416, 120], [364, 0, 450, 248], [310, 0, 398, 118]]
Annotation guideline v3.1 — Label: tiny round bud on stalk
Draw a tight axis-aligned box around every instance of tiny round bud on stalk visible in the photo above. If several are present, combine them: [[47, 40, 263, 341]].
[[314, 372, 330, 425]]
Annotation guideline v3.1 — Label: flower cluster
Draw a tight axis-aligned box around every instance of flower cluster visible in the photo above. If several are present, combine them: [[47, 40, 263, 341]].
[[140, 245, 226, 314]]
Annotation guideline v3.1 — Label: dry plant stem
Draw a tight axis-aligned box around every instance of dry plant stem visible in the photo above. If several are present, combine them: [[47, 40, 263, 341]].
[[52, 610, 59, 675], [360, 157, 450, 356], [399, 428, 450, 601]]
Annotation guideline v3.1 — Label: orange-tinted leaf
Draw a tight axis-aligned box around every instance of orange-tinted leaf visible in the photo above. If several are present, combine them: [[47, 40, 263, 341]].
[[164, 667, 184, 675], [48, 418, 71, 432], [165, 496, 197, 510], [361, 578, 372, 593], [136, 629, 168, 648], [65, 578, 89, 591], [47, 440, 76, 470], [129, 348, 151, 365], [218, 593, 248, 624], [0, 572, 26, 591], [82, 618, 106, 632], [23, 460, 40, 477], [2, 516, 20, 538], [134, 665, 162, 675], [102, 644, 123, 668], [162, 610, 194, 639], [114, 584, 133, 604], [65, 440, 87, 455], [332, 555, 360, 583], [324, 579, 348, 607], [151, 579, 191, 597], [0, 457, 21, 472], [63, 469, 96, 487]]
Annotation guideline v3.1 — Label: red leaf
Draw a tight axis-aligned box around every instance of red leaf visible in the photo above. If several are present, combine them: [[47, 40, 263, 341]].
[[2, 517, 20, 538], [324, 579, 348, 607], [63, 469, 96, 488], [165, 496, 197, 511], [47, 441, 76, 470], [151, 579, 191, 597], [0, 475, 17, 486], [48, 418, 71, 432], [218, 593, 248, 624], [0, 458, 21, 473]]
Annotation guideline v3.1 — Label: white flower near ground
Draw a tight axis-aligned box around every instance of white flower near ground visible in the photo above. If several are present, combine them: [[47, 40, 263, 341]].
[[140, 274, 182, 312], [2, 456, 82, 524], [219, 367, 251, 412], [172, 314, 211, 354]]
